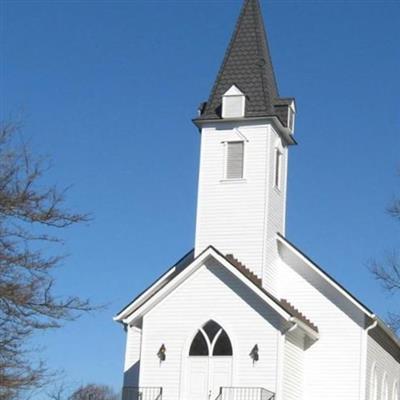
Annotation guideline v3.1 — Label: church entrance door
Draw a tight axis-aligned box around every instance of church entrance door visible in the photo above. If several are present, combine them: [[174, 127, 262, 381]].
[[186, 321, 233, 400]]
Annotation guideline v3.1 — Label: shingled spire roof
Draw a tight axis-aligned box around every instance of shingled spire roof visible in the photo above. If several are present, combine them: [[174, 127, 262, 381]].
[[197, 0, 293, 126]]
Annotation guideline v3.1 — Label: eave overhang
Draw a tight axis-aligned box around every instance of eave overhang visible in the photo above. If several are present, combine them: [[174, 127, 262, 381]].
[[277, 233, 400, 351], [192, 115, 297, 146]]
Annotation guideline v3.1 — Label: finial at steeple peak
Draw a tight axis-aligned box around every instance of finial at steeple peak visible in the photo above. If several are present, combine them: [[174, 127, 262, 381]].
[[196, 0, 295, 132]]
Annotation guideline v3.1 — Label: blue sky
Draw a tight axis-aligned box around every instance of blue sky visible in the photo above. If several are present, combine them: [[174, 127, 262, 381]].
[[1, 0, 399, 396]]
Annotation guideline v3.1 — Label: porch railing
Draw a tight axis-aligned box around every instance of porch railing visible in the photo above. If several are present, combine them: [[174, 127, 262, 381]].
[[215, 387, 275, 400], [122, 386, 162, 400]]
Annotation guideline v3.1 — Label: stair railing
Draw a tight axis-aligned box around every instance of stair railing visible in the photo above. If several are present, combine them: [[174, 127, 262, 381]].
[[217, 387, 275, 400]]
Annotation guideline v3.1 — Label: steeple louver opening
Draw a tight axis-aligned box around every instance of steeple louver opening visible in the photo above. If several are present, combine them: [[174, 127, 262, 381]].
[[226, 141, 244, 179]]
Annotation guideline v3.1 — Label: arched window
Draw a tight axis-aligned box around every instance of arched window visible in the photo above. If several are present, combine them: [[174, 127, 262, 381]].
[[189, 320, 232, 357], [382, 374, 389, 400], [370, 364, 378, 400], [393, 381, 398, 400]]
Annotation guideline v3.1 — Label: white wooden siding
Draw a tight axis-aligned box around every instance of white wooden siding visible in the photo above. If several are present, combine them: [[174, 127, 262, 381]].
[[263, 127, 287, 295], [366, 335, 400, 400], [138, 259, 284, 400], [123, 326, 142, 387], [282, 330, 304, 400], [195, 121, 288, 296], [278, 257, 364, 400]]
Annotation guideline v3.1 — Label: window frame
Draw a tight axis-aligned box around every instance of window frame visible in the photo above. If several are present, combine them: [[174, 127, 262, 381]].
[[222, 85, 246, 119], [224, 140, 245, 181], [188, 321, 233, 357], [222, 95, 245, 119], [274, 147, 283, 190]]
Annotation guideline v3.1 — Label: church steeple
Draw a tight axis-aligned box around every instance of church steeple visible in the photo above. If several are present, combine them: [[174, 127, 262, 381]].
[[197, 0, 293, 130], [194, 0, 295, 295]]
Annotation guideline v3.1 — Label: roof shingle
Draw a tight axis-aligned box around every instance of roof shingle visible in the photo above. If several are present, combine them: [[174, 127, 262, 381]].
[[197, 0, 294, 126]]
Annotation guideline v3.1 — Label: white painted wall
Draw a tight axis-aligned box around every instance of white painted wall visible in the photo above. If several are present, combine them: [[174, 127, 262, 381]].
[[366, 335, 400, 400], [123, 326, 141, 387], [278, 257, 365, 400], [282, 330, 304, 400], [263, 126, 288, 294], [137, 258, 285, 400], [194, 121, 288, 295]]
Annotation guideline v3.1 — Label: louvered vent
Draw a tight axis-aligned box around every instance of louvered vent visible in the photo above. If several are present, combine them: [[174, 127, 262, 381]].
[[226, 142, 244, 179], [222, 85, 245, 119]]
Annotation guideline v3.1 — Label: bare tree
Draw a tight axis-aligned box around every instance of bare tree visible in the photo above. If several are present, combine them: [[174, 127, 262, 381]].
[[0, 122, 91, 399], [69, 384, 119, 400], [388, 196, 400, 221], [46, 383, 70, 400], [45, 383, 119, 400], [370, 190, 400, 332]]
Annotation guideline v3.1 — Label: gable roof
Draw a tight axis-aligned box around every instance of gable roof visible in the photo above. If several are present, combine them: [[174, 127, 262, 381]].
[[225, 254, 318, 332], [114, 246, 318, 336], [277, 233, 374, 316], [277, 233, 400, 351], [114, 249, 195, 320], [195, 0, 294, 127]]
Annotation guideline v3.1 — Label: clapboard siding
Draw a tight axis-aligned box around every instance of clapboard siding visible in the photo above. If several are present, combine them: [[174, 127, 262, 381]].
[[263, 126, 287, 295], [278, 258, 364, 400], [138, 259, 284, 400], [366, 335, 400, 400], [123, 326, 141, 387], [195, 121, 288, 296], [282, 331, 304, 400]]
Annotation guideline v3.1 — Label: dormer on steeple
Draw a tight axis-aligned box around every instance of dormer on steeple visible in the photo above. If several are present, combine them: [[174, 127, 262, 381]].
[[222, 85, 246, 119]]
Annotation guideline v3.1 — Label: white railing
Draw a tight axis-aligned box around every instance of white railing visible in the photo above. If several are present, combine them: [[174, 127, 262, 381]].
[[215, 387, 275, 400]]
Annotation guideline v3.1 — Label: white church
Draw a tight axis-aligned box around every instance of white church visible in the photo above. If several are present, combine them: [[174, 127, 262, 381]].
[[114, 1, 400, 399]]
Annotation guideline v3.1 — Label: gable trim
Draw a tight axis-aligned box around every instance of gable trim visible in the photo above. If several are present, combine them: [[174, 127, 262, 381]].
[[114, 249, 194, 322], [277, 233, 374, 317], [121, 246, 293, 326], [277, 234, 400, 354]]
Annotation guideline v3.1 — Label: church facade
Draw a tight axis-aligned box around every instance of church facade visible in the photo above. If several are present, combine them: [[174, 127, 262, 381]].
[[114, 1, 400, 400]]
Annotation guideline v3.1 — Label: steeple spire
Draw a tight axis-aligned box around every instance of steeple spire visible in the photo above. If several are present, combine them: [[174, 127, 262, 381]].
[[197, 0, 293, 127]]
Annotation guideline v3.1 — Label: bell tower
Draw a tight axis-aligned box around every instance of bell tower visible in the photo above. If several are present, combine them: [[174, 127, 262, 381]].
[[193, 0, 296, 295]]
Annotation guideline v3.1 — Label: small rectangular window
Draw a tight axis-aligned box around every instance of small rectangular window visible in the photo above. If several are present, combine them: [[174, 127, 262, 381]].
[[226, 141, 244, 179], [275, 149, 282, 188]]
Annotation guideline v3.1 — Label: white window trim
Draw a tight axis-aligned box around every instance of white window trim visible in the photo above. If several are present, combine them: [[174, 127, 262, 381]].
[[222, 85, 246, 119], [274, 147, 283, 191]]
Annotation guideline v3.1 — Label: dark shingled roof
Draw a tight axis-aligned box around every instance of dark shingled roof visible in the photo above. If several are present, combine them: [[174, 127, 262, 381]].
[[197, 0, 294, 126]]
